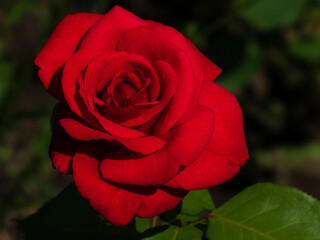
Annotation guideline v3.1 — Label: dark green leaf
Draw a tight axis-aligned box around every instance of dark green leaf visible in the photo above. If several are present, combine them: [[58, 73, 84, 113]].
[[176, 225, 204, 240], [141, 225, 203, 240], [180, 189, 214, 216], [160, 189, 215, 223], [255, 142, 320, 169], [136, 216, 151, 233], [17, 182, 129, 240], [289, 37, 320, 62], [238, 0, 306, 30], [207, 183, 320, 239]]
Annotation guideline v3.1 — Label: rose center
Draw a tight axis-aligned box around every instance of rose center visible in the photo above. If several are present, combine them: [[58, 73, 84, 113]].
[[99, 72, 140, 107], [112, 82, 137, 106]]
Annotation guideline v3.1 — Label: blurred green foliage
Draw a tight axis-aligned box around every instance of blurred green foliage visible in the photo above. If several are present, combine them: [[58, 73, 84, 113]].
[[0, 0, 319, 239], [237, 0, 306, 30]]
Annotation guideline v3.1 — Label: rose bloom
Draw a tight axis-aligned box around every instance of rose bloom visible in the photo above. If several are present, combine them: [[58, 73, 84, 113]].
[[35, 6, 248, 225]]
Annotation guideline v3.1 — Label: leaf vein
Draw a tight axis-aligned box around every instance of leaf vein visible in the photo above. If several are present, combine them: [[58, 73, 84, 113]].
[[210, 215, 276, 240]]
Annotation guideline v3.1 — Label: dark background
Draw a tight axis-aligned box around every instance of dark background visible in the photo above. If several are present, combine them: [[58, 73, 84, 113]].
[[0, 0, 319, 239]]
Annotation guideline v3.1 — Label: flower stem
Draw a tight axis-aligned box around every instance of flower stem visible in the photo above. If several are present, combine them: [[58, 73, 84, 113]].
[[184, 215, 208, 226], [150, 216, 159, 228]]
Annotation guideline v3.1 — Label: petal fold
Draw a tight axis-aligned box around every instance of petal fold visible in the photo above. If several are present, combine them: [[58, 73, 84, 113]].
[[166, 82, 249, 190], [62, 49, 146, 138], [49, 104, 81, 174], [99, 105, 214, 186], [73, 142, 186, 225], [60, 118, 165, 155], [35, 13, 102, 99], [79, 6, 147, 52]]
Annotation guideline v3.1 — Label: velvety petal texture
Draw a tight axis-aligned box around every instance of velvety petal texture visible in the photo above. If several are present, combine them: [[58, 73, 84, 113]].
[[73, 142, 187, 225], [166, 82, 249, 190], [35, 13, 102, 100], [36, 5, 248, 225]]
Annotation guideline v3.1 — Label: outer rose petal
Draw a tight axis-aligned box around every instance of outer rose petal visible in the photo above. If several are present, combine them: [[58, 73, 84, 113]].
[[50, 123, 78, 174], [124, 37, 195, 135], [79, 6, 147, 52], [99, 105, 214, 186], [117, 23, 222, 126], [35, 13, 102, 100], [61, 50, 145, 138], [59, 118, 166, 155], [117, 23, 221, 82], [166, 82, 249, 190], [137, 186, 187, 218], [50, 105, 81, 174], [73, 142, 187, 225]]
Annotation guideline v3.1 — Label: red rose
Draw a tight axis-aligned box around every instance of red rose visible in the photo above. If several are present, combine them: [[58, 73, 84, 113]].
[[35, 6, 248, 225]]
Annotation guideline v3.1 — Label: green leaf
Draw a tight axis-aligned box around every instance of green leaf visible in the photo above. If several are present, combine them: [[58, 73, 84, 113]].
[[255, 142, 320, 169], [17, 182, 129, 240], [136, 216, 151, 233], [181, 189, 215, 216], [182, 21, 207, 49], [207, 183, 320, 240], [289, 37, 320, 62], [160, 189, 214, 223], [176, 225, 204, 240], [237, 0, 306, 30], [141, 225, 203, 240]]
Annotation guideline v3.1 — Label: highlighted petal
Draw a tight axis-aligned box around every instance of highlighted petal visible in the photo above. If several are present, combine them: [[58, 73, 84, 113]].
[[60, 118, 165, 155], [49, 104, 81, 174], [73, 143, 139, 225], [35, 13, 102, 99], [73, 142, 186, 225], [99, 105, 214, 186], [117, 23, 222, 126], [62, 50, 145, 138], [121, 60, 177, 127], [79, 6, 147, 52], [124, 37, 195, 135], [166, 82, 249, 190]]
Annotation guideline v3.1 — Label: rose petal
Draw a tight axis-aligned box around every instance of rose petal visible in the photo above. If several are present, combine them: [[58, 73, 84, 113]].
[[73, 142, 186, 225], [118, 22, 221, 82], [121, 60, 177, 127], [124, 37, 195, 135], [50, 104, 81, 174], [117, 23, 222, 126], [99, 105, 214, 186], [96, 53, 159, 102], [136, 113, 161, 135], [97, 103, 146, 124], [166, 82, 249, 190], [61, 49, 99, 117], [50, 124, 78, 174], [137, 186, 187, 218], [60, 118, 165, 155], [84, 51, 158, 109], [84, 51, 126, 107], [186, 38, 222, 82], [100, 148, 178, 186], [79, 5, 147, 52], [163, 105, 215, 166], [35, 13, 102, 100], [62, 50, 145, 138], [73, 143, 139, 225]]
